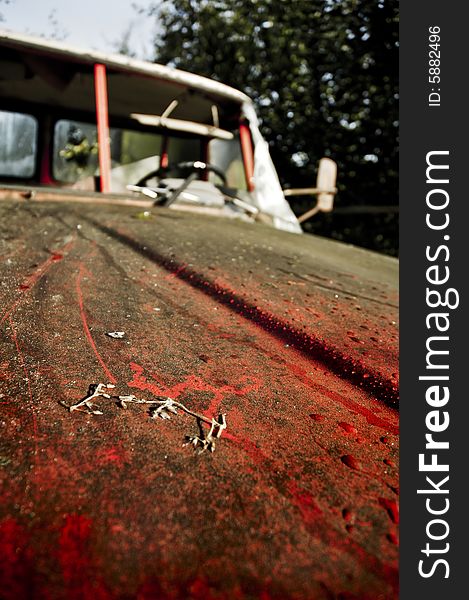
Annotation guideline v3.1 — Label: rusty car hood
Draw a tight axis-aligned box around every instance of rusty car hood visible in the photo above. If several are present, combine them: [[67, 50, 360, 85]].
[[0, 197, 398, 599]]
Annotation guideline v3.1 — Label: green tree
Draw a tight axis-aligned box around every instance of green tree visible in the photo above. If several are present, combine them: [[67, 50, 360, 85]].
[[144, 0, 398, 254]]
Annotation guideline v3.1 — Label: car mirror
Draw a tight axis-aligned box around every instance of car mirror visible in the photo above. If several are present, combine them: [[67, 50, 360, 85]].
[[315, 157, 337, 213], [283, 157, 338, 223]]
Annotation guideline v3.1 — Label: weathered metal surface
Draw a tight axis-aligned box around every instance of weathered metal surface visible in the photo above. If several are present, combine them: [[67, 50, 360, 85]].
[[0, 198, 398, 599]]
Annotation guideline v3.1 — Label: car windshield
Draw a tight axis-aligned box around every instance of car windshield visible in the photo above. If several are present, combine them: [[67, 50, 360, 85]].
[[52, 118, 246, 193]]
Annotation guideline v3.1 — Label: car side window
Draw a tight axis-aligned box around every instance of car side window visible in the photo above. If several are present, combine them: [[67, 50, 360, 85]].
[[0, 110, 38, 178]]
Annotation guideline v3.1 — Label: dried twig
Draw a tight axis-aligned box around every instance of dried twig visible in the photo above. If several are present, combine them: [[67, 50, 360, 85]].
[[184, 413, 227, 454], [60, 383, 116, 415], [61, 383, 227, 453]]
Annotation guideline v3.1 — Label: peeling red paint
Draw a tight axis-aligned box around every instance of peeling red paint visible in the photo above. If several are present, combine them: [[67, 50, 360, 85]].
[[338, 421, 358, 434], [309, 413, 325, 422], [127, 361, 261, 418]]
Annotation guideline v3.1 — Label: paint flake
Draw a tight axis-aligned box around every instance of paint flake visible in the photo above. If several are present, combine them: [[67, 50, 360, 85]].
[[106, 331, 125, 339]]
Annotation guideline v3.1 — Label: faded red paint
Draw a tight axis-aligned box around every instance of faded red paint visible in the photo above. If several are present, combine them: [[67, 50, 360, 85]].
[[91, 221, 398, 406], [1, 240, 74, 326], [58, 515, 111, 599], [95, 445, 130, 468], [0, 200, 399, 599], [0, 519, 34, 600]]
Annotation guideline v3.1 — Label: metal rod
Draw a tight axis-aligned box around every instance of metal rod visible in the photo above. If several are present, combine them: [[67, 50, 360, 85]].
[[283, 187, 337, 197], [298, 205, 321, 223]]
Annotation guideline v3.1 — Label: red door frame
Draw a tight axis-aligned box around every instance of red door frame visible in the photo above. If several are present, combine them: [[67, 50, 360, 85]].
[[239, 122, 255, 192], [94, 63, 112, 193]]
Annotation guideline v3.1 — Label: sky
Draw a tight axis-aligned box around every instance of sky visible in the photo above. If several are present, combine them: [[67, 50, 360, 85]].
[[0, 0, 159, 59]]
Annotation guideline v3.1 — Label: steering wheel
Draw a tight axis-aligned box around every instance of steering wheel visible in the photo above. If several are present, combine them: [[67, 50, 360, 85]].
[[136, 160, 227, 187]]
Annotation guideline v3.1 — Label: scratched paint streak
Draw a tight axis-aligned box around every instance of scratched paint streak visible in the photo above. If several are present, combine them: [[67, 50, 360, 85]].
[[127, 361, 395, 489], [76, 264, 116, 384], [86, 222, 398, 407], [102, 360, 270, 468], [127, 362, 261, 417], [0, 240, 74, 327]]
